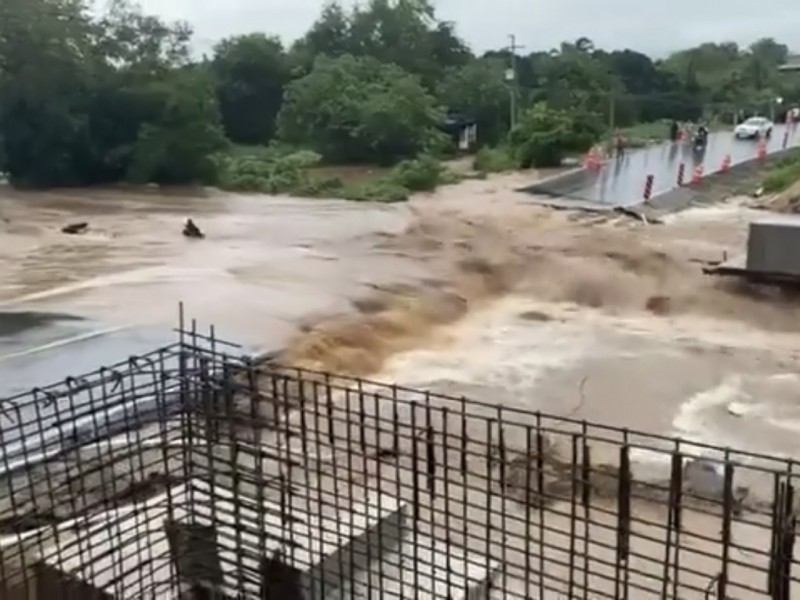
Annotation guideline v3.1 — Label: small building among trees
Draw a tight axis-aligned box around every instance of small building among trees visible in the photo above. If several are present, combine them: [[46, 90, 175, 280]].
[[440, 114, 478, 151]]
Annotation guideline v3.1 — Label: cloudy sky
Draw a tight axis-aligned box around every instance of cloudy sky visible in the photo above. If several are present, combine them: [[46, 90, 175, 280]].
[[135, 0, 799, 58]]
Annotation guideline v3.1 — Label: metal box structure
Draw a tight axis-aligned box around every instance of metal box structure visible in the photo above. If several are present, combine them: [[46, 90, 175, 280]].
[[36, 480, 407, 599], [746, 215, 800, 275], [0, 319, 797, 599]]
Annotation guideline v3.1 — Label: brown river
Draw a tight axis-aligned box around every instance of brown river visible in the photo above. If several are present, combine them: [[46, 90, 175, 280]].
[[2, 175, 800, 460]]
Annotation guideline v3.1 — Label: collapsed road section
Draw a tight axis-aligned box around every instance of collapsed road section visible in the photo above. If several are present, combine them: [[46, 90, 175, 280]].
[[521, 124, 800, 210]]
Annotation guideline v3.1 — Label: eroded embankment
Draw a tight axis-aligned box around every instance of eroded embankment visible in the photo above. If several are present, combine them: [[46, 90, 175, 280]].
[[279, 206, 800, 377]]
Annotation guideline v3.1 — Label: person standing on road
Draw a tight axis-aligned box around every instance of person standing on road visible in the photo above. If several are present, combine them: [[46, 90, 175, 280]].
[[669, 120, 679, 142], [614, 129, 625, 155]]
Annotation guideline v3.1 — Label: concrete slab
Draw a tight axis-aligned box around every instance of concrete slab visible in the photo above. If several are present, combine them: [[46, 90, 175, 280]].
[[347, 533, 501, 600], [37, 479, 405, 599]]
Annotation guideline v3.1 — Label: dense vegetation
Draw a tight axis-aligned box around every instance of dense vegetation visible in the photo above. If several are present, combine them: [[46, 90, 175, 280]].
[[1, 0, 798, 199]]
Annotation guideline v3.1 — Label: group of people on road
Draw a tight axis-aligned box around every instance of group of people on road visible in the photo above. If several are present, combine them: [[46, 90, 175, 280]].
[[668, 120, 708, 144], [609, 119, 708, 156]]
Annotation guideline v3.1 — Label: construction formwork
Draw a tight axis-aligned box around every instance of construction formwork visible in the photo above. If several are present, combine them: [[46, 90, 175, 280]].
[[0, 320, 797, 599]]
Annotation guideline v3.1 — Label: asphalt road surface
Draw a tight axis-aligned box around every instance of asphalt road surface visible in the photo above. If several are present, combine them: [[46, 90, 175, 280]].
[[0, 313, 174, 397], [525, 123, 800, 207]]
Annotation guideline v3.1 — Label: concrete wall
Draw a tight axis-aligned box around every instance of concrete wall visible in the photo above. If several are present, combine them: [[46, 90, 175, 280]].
[[746, 218, 800, 275], [518, 167, 598, 198], [306, 501, 407, 599]]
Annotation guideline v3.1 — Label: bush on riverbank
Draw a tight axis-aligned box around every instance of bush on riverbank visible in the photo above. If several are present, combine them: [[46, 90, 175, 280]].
[[218, 148, 460, 202], [473, 146, 517, 173], [471, 104, 601, 173]]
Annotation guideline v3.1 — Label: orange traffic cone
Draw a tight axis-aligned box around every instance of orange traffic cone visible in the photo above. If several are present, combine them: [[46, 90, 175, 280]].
[[720, 154, 731, 172], [757, 139, 767, 160], [583, 146, 602, 170], [691, 164, 704, 184]]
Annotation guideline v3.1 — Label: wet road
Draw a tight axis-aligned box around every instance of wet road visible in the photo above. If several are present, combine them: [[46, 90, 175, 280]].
[[526, 123, 800, 207]]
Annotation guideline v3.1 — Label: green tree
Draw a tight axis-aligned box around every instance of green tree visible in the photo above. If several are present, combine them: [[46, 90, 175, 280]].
[[277, 54, 442, 164], [438, 58, 509, 144], [0, 0, 98, 185], [290, 0, 470, 89], [749, 38, 789, 69], [289, 2, 353, 75], [126, 68, 227, 184], [0, 0, 226, 186], [212, 34, 289, 144], [509, 103, 597, 168]]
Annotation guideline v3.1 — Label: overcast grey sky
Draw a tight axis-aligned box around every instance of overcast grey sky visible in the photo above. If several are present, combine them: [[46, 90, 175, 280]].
[[135, 0, 799, 58]]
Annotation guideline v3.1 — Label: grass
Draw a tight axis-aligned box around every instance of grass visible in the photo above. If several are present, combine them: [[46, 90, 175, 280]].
[[216, 145, 462, 202], [762, 149, 800, 193]]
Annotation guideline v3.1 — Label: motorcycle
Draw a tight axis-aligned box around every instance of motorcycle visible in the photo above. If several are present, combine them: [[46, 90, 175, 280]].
[[693, 128, 709, 150]]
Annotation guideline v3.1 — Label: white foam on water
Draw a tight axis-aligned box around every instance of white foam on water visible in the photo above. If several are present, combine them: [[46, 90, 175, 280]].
[[659, 202, 756, 225], [726, 400, 761, 418], [380, 297, 598, 409], [669, 371, 800, 460], [672, 376, 745, 445]]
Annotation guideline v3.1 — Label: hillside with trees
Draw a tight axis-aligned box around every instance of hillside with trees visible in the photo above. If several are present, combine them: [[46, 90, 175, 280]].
[[0, 0, 797, 198]]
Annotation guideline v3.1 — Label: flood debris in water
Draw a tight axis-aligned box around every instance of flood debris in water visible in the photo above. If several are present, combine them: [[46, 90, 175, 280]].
[[182, 218, 204, 239], [61, 222, 88, 234]]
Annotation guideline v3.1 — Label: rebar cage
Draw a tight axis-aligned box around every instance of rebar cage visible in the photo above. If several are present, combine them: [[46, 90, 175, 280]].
[[0, 320, 797, 599]]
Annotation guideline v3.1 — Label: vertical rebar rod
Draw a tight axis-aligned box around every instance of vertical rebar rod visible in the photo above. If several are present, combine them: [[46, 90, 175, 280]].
[[485, 419, 494, 596], [615, 443, 632, 600], [717, 457, 734, 600], [373, 391, 386, 598], [536, 413, 546, 598], [567, 434, 578, 599], [524, 425, 533, 599], [426, 395, 435, 497], [581, 427, 591, 600], [662, 449, 681, 599], [497, 406, 507, 595], [411, 400, 420, 595], [769, 473, 782, 598], [671, 439, 684, 600], [442, 406, 453, 597]]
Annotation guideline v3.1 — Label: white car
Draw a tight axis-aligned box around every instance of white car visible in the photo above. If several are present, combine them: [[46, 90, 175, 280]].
[[734, 117, 773, 139]]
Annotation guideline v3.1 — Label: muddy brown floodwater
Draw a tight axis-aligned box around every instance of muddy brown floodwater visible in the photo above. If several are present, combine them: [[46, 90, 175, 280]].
[[2, 175, 800, 459], [4, 173, 800, 599]]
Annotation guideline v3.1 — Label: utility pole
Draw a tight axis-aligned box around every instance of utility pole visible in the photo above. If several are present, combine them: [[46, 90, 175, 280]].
[[608, 92, 616, 133], [506, 34, 525, 130]]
